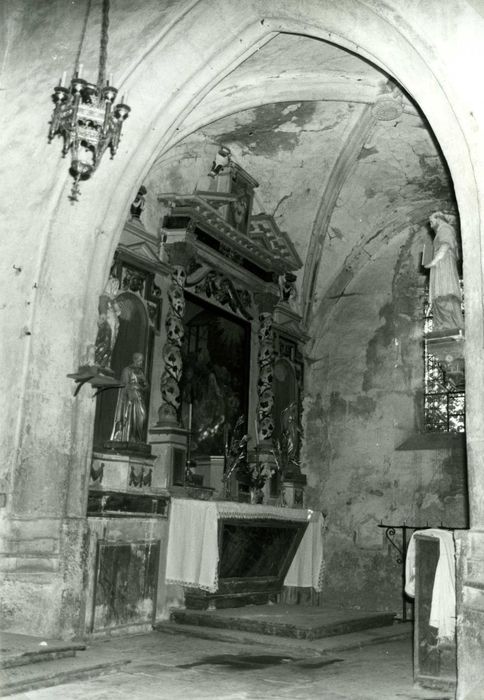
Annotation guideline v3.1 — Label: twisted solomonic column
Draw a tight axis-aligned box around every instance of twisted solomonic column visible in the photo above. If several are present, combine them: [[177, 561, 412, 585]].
[[158, 265, 186, 425], [254, 292, 279, 443]]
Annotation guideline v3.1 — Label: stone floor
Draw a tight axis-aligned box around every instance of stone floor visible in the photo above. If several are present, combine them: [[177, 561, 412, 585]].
[[4, 628, 455, 700]]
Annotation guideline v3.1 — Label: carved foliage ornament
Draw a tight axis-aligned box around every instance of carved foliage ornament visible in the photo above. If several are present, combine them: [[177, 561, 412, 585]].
[[190, 270, 253, 320], [257, 311, 275, 442], [129, 464, 153, 488], [159, 266, 186, 423]]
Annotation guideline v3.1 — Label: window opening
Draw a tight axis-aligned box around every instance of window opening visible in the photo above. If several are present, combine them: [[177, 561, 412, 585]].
[[423, 281, 465, 433]]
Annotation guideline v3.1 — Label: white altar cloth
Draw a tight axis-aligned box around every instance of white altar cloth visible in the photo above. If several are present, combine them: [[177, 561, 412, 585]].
[[165, 498, 323, 593], [165, 499, 219, 592], [284, 510, 325, 591]]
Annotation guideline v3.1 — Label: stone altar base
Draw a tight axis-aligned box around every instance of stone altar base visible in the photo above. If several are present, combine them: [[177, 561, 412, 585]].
[[149, 425, 187, 487], [169, 604, 396, 641]]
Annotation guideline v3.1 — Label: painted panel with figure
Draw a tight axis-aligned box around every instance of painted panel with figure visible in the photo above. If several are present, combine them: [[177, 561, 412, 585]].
[[181, 294, 250, 458]]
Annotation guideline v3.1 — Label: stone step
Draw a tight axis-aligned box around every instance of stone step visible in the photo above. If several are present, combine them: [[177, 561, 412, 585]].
[[1, 647, 78, 670], [0, 632, 86, 669], [0, 632, 133, 696], [0, 657, 126, 697], [155, 619, 411, 657], [169, 604, 396, 641]]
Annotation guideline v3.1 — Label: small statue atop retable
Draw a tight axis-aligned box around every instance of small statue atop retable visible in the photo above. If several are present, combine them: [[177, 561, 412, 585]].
[[130, 185, 147, 221], [278, 272, 297, 303], [110, 353, 148, 443], [208, 145, 231, 178]]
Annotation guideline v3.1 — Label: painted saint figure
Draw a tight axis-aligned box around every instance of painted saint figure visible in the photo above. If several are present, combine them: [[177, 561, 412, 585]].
[[111, 353, 148, 443], [94, 276, 121, 369], [425, 211, 464, 331]]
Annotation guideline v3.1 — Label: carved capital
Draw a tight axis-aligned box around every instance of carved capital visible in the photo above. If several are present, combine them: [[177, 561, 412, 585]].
[[190, 269, 253, 320], [254, 290, 279, 315], [165, 240, 197, 270]]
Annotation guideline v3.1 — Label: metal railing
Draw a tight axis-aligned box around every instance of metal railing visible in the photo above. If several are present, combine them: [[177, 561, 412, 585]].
[[377, 521, 468, 622]]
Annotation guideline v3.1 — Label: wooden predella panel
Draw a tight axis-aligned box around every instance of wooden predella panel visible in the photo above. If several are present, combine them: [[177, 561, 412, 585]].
[[217, 518, 307, 593], [92, 540, 160, 632]]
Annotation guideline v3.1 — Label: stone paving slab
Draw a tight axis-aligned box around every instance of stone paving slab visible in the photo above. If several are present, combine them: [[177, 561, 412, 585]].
[[0, 632, 86, 665], [0, 622, 414, 696], [0, 659, 126, 697], [4, 635, 453, 700], [0, 632, 86, 670]]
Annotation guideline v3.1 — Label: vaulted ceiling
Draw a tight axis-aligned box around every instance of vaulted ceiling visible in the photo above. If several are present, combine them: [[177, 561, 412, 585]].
[[146, 33, 454, 334]]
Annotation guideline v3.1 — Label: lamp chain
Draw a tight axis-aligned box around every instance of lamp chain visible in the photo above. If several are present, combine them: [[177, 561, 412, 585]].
[[74, 0, 92, 75], [97, 0, 110, 87]]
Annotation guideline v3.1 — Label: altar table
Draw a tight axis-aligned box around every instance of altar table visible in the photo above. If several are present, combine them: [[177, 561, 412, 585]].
[[166, 499, 324, 600]]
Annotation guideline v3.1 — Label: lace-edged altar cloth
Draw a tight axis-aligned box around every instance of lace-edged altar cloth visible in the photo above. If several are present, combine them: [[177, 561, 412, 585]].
[[165, 499, 324, 593]]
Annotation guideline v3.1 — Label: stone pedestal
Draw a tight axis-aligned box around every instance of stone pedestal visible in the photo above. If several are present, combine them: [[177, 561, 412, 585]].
[[425, 328, 465, 389], [90, 450, 158, 491], [192, 455, 225, 493], [282, 473, 307, 508], [149, 425, 187, 487]]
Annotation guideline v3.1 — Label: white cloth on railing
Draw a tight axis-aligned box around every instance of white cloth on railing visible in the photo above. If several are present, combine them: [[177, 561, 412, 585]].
[[165, 498, 322, 593], [404, 532, 417, 598], [284, 511, 324, 591], [405, 528, 456, 641]]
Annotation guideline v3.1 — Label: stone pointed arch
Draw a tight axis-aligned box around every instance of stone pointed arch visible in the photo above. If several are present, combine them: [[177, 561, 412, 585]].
[[39, 2, 479, 350], [5, 7, 484, 681]]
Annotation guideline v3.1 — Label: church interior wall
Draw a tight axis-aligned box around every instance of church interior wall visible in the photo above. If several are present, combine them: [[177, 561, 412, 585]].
[[1, 1, 484, 696], [304, 228, 468, 612]]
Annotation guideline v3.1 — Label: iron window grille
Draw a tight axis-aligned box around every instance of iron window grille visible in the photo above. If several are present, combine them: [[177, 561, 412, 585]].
[[423, 282, 465, 433]]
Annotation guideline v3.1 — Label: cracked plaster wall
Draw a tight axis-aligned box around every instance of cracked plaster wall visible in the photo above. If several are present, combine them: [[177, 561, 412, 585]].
[[312, 112, 455, 308], [152, 99, 358, 280], [304, 228, 468, 612], [0, 5, 483, 690]]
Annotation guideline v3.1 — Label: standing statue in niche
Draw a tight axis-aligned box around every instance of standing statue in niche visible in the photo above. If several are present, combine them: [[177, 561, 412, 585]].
[[110, 353, 148, 443], [425, 211, 464, 331]]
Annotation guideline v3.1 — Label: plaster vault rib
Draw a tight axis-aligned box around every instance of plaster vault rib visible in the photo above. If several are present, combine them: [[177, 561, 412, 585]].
[[306, 200, 450, 357], [93, 0, 476, 288], [301, 103, 376, 325], [165, 67, 384, 153]]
